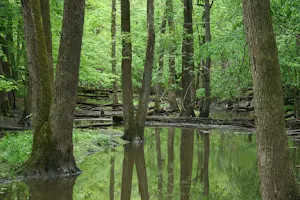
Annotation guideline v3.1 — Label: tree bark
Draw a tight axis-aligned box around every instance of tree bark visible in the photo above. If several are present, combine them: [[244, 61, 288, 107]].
[[21, 0, 85, 178], [135, 0, 155, 135], [166, 0, 179, 111], [181, 0, 195, 117], [199, 0, 211, 118], [154, 8, 167, 112], [40, 0, 54, 84], [120, 0, 135, 138], [111, 0, 118, 105], [242, 0, 300, 199]]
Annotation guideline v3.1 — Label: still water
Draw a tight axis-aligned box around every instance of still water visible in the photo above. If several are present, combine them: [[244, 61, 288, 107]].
[[1, 127, 299, 200]]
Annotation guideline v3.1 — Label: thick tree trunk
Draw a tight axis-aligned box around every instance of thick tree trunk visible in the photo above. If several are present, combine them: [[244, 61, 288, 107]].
[[199, 0, 211, 118], [181, 0, 195, 117], [166, 0, 179, 111], [0, 60, 10, 114], [49, 0, 85, 175], [120, 0, 135, 138], [21, 0, 85, 178], [242, 1, 300, 199], [111, 0, 118, 105]]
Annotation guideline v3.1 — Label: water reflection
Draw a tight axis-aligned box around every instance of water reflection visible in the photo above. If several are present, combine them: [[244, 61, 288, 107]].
[[0, 178, 76, 200], [1, 127, 263, 199], [180, 129, 194, 200], [121, 143, 149, 200]]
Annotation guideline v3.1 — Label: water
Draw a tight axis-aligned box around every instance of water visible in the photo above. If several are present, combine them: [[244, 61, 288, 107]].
[[1, 127, 299, 200]]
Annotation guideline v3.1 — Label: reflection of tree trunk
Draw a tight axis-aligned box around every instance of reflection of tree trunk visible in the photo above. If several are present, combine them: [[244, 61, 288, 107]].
[[121, 144, 149, 200], [136, 145, 150, 200], [155, 128, 163, 199], [203, 133, 210, 196], [26, 178, 76, 200], [195, 132, 203, 184], [110, 149, 115, 200], [167, 127, 175, 199], [180, 128, 194, 200], [121, 145, 135, 200]]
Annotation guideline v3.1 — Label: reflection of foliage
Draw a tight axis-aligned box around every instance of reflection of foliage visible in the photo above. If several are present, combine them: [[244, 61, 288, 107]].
[[73, 128, 260, 200]]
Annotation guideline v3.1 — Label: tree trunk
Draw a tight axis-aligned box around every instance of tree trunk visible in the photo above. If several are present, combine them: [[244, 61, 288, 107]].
[[199, 0, 211, 118], [40, 0, 54, 84], [120, 0, 135, 138], [21, 0, 85, 178], [111, 0, 118, 105], [48, 0, 85, 175], [154, 9, 167, 112], [135, 0, 155, 135], [166, 0, 179, 111], [181, 0, 195, 117], [242, 0, 300, 199]]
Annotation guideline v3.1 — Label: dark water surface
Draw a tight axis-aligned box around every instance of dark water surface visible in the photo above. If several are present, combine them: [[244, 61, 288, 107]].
[[1, 127, 299, 200]]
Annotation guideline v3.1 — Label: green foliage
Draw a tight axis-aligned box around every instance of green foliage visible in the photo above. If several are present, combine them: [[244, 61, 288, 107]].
[[0, 128, 125, 179], [0, 75, 18, 92]]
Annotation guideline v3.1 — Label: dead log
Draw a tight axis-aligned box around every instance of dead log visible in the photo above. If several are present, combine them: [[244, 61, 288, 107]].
[[75, 122, 114, 128]]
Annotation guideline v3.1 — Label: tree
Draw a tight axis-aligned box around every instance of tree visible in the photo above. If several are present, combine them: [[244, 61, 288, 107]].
[[111, 0, 118, 104], [199, 0, 212, 118], [166, 0, 179, 111], [242, 0, 300, 199], [21, 0, 85, 177], [181, 0, 195, 117], [121, 0, 155, 141]]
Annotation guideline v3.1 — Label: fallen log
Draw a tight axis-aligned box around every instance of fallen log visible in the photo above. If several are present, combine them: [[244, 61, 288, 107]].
[[75, 122, 114, 128], [112, 115, 255, 128]]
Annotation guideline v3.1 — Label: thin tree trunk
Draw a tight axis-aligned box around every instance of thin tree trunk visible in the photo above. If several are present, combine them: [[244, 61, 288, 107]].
[[166, 0, 179, 111], [242, 0, 300, 199], [199, 0, 211, 118], [40, 0, 54, 84], [155, 9, 167, 112], [181, 0, 195, 117], [111, 0, 118, 105], [135, 0, 155, 135], [120, 0, 135, 139]]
